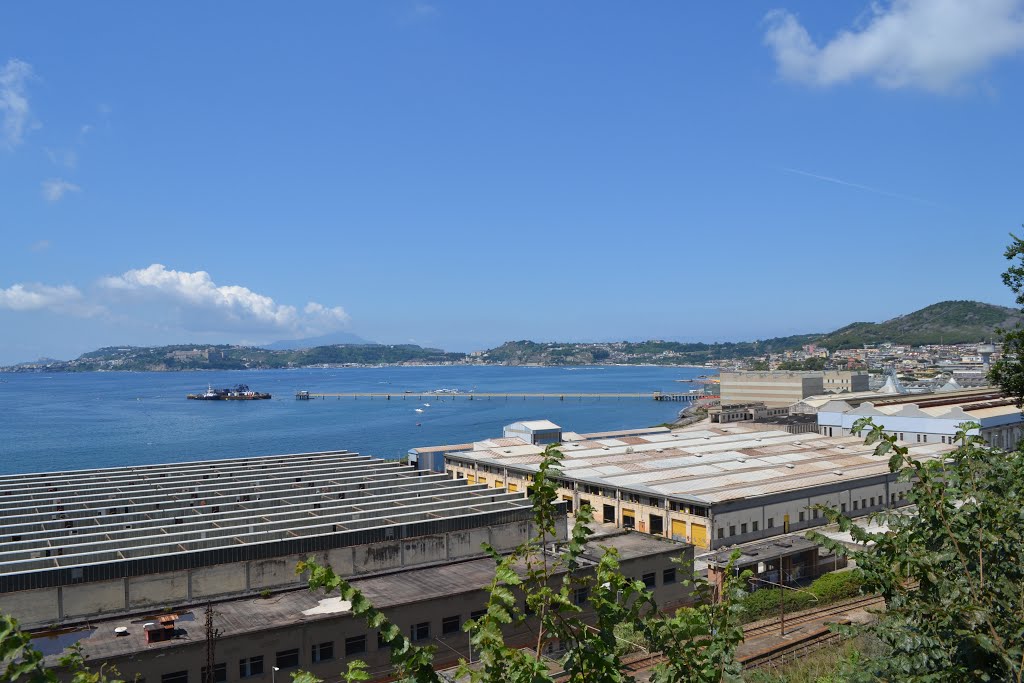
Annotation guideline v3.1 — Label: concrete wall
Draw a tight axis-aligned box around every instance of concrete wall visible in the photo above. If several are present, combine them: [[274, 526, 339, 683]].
[[1, 519, 552, 629]]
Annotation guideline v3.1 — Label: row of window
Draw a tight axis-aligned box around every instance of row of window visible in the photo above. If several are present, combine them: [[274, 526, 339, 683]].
[[715, 491, 909, 539]]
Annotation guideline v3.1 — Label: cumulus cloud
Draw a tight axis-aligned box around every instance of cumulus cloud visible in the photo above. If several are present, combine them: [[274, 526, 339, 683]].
[[0, 58, 33, 148], [0, 283, 97, 316], [41, 178, 81, 202], [100, 264, 350, 336], [764, 0, 1024, 92]]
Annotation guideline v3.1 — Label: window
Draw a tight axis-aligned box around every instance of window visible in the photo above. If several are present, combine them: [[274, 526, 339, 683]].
[[470, 609, 487, 621], [728, 525, 736, 536], [717, 528, 724, 539], [442, 615, 461, 635], [922, 434, 928, 443], [853, 500, 859, 510], [740, 523, 747, 534], [798, 511, 805, 522], [276, 648, 300, 669], [201, 665, 226, 683], [862, 498, 867, 509], [240, 656, 264, 679], [345, 635, 367, 656], [870, 497, 875, 507], [899, 433, 904, 440], [663, 568, 677, 585], [311, 641, 333, 663], [411, 621, 431, 642], [162, 673, 188, 683], [603, 504, 616, 524], [752, 521, 759, 532], [812, 509, 819, 519], [642, 572, 657, 588], [573, 587, 590, 605], [767, 517, 774, 528], [841, 503, 847, 513]]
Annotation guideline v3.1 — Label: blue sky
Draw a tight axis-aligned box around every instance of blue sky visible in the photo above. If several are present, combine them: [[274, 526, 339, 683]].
[[2, 2, 1024, 363]]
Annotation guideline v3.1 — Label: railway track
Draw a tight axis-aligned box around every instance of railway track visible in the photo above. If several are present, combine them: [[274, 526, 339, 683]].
[[611, 594, 885, 677], [742, 594, 884, 638]]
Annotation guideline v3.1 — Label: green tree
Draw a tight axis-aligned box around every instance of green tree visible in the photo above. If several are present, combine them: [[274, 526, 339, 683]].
[[808, 420, 1024, 681], [989, 232, 1024, 404], [294, 444, 750, 683]]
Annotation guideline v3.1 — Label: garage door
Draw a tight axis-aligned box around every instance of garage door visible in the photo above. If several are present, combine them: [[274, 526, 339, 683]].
[[690, 523, 708, 548], [671, 519, 687, 541]]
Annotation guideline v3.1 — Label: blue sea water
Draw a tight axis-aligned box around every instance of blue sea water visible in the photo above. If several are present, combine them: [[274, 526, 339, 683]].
[[0, 366, 712, 474]]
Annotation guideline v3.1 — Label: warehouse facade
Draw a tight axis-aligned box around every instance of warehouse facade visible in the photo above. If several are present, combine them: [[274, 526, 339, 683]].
[[440, 422, 952, 550]]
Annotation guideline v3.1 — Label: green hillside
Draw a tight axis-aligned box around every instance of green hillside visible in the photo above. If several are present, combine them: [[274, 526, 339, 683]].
[[815, 300, 1019, 349]]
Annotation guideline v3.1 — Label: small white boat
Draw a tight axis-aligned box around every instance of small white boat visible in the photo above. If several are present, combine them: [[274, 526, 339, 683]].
[[423, 403, 431, 407], [414, 408, 424, 413]]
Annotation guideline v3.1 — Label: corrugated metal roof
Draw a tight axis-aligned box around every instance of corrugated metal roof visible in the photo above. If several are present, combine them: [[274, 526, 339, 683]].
[[440, 423, 953, 507]]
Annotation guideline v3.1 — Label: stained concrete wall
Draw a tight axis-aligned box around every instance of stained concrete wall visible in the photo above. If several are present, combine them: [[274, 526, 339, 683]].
[[128, 572, 188, 610], [0, 587, 59, 626], [62, 579, 124, 621], [2, 518, 556, 629], [191, 563, 247, 599]]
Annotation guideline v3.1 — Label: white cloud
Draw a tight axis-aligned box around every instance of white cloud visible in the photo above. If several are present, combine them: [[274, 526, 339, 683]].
[[0, 283, 96, 316], [0, 58, 33, 148], [41, 178, 81, 202], [764, 0, 1024, 92], [29, 239, 51, 252], [45, 147, 78, 169], [100, 264, 350, 336]]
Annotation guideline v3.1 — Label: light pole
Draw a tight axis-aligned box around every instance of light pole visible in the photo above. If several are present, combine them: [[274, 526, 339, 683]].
[[272, 666, 280, 683], [747, 574, 818, 636]]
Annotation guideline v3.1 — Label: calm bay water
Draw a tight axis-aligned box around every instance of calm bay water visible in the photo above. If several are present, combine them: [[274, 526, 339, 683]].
[[0, 365, 712, 475]]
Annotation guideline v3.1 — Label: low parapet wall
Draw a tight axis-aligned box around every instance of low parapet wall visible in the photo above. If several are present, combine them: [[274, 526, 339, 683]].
[[3, 517, 559, 629]]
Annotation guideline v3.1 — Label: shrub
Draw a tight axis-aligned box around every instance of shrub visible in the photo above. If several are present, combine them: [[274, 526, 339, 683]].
[[808, 570, 863, 602]]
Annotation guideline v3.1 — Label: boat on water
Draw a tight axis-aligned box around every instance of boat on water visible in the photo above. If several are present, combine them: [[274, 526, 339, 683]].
[[187, 384, 271, 401]]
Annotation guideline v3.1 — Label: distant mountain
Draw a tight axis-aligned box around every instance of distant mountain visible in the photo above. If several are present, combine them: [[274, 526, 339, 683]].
[[815, 300, 1019, 349], [262, 331, 373, 350]]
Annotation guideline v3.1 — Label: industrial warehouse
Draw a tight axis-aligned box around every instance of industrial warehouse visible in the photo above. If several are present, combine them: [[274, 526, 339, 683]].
[[0, 449, 549, 629], [435, 420, 954, 549], [0, 448, 694, 683]]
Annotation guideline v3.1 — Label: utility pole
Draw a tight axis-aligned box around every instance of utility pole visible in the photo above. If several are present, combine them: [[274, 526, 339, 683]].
[[204, 602, 222, 683]]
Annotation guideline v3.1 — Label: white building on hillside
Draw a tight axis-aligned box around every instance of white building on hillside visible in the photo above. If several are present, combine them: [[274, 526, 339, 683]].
[[817, 388, 1023, 449]]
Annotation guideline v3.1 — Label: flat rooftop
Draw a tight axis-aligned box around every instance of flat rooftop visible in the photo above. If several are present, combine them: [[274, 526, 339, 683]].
[[443, 424, 953, 506], [38, 530, 686, 664], [0, 450, 533, 591]]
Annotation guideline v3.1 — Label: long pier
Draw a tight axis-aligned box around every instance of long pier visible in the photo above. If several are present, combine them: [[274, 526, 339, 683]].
[[295, 391, 706, 402]]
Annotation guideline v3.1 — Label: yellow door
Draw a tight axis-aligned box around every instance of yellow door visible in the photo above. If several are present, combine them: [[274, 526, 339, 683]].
[[622, 508, 635, 528], [466, 475, 476, 484], [783, 514, 790, 533], [508, 483, 518, 492], [494, 479, 503, 488], [690, 523, 708, 548], [671, 519, 687, 541], [478, 478, 487, 486]]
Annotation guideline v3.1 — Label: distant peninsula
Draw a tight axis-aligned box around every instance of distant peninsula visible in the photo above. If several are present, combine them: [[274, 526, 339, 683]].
[[1, 300, 1016, 372]]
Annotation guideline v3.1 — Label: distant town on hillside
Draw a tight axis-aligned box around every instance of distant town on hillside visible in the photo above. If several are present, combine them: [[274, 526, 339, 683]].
[[2, 300, 1015, 374]]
